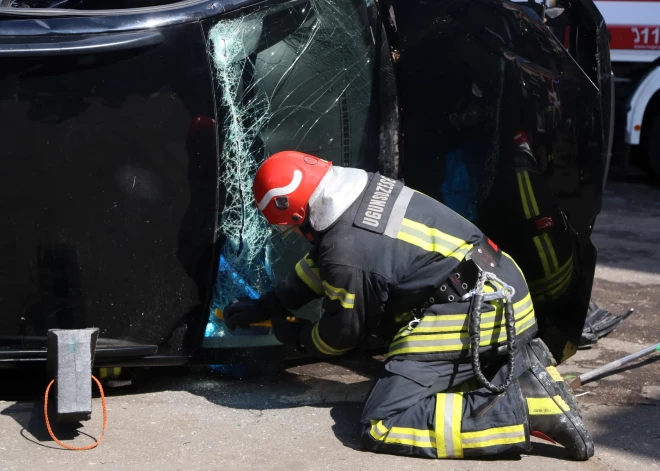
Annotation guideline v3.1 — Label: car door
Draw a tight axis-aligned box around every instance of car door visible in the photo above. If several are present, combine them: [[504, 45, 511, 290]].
[[0, 0, 390, 366]]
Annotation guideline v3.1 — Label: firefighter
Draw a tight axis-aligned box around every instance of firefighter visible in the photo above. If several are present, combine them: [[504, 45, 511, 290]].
[[223, 151, 593, 460]]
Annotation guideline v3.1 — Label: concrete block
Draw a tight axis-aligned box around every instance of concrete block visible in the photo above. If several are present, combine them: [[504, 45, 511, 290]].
[[46, 328, 99, 421]]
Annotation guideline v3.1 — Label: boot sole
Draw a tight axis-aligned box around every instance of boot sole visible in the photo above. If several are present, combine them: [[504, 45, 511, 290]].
[[528, 362, 594, 460]]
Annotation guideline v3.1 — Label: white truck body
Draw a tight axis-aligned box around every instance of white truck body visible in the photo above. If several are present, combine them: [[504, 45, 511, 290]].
[[596, 1, 660, 153]]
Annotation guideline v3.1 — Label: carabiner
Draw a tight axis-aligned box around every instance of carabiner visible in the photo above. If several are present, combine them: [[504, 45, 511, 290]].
[[461, 271, 515, 302], [408, 316, 421, 330]]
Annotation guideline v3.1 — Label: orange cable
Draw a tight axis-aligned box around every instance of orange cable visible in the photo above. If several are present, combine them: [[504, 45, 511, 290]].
[[43, 375, 107, 450]]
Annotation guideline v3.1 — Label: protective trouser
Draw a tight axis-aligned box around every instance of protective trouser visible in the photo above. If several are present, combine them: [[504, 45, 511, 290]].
[[361, 348, 533, 459]]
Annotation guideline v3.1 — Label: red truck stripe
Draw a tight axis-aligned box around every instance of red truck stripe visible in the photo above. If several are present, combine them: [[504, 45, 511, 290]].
[[608, 25, 660, 50]]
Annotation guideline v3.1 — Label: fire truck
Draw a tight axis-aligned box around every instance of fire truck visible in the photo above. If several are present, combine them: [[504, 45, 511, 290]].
[[596, 0, 660, 177]]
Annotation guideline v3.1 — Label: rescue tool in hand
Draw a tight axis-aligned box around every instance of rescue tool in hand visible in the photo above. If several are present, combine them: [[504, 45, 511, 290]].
[[215, 303, 301, 328], [220, 292, 299, 330], [215, 308, 273, 327], [569, 341, 660, 389]]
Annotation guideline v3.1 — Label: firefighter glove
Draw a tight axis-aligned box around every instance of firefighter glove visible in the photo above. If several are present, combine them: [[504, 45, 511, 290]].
[[223, 291, 289, 331]]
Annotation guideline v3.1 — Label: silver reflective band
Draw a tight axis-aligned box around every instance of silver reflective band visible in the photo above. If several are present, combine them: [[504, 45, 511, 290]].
[[462, 431, 524, 444], [384, 186, 414, 238]]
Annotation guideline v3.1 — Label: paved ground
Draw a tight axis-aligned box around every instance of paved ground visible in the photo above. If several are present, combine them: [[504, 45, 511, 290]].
[[1, 178, 659, 471]]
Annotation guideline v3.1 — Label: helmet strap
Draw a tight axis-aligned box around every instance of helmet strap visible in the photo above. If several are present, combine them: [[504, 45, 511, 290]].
[[298, 208, 316, 242]]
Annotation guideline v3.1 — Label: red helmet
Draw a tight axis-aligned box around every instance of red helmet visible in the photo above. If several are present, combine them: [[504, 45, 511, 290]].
[[253, 151, 332, 225]]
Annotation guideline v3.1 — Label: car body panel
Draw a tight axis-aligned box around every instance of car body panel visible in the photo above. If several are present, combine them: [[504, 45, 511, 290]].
[[0, 0, 610, 365]]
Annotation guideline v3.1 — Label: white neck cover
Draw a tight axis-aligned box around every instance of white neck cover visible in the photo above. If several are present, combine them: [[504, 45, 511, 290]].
[[307, 166, 369, 232]]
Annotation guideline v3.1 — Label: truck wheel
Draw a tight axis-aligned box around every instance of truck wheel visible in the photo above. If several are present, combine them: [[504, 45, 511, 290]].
[[647, 114, 660, 179]]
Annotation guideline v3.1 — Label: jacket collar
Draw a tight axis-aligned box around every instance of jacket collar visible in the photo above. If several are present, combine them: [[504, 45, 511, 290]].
[[306, 166, 368, 233]]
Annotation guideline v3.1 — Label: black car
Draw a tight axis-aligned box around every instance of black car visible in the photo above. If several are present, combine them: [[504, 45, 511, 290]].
[[0, 0, 613, 370]]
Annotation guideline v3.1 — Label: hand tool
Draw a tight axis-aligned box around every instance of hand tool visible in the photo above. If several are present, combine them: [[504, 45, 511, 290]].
[[569, 341, 660, 389], [214, 308, 301, 328]]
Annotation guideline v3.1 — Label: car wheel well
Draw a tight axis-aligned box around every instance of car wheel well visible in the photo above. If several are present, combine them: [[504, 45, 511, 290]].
[[642, 91, 660, 179], [641, 89, 660, 147]]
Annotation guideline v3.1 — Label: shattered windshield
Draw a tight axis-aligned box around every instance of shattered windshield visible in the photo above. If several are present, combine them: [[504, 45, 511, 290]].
[[203, 0, 382, 347], [0, 0, 181, 8]]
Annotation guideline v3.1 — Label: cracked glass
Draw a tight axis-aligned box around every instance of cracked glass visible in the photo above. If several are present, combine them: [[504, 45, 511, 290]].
[[203, 0, 380, 346]]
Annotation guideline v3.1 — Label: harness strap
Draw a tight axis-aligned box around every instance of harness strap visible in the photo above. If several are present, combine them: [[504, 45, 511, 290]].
[[409, 236, 500, 317]]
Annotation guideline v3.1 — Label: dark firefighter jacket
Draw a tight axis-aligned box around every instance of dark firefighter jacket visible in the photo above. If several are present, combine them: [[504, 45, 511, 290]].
[[273, 172, 538, 361]]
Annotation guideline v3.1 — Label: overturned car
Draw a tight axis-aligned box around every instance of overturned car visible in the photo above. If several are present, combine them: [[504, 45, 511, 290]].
[[0, 0, 612, 370]]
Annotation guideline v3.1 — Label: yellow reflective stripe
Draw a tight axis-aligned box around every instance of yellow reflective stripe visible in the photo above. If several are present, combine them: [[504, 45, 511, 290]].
[[517, 172, 532, 219], [387, 427, 436, 448], [435, 393, 464, 458], [490, 293, 533, 315], [322, 281, 355, 309], [395, 323, 411, 338], [546, 366, 564, 382], [399, 302, 533, 335], [534, 267, 572, 302], [555, 395, 571, 411], [450, 393, 464, 458], [376, 422, 388, 435], [397, 232, 470, 261], [311, 322, 352, 356], [488, 293, 533, 318], [99, 368, 108, 379], [533, 233, 560, 278], [480, 305, 533, 330], [294, 255, 324, 295], [529, 255, 573, 292], [526, 396, 570, 415], [397, 218, 474, 261], [523, 171, 540, 217], [295, 262, 320, 294], [391, 294, 533, 340], [533, 235, 552, 277], [453, 244, 473, 261], [435, 394, 447, 458], [461, 424, 526, 449], [517, 171, 540, 219], [464, 437, 526, 448], [462, 424, 525, 440], [401, 219, 467, 249], [369, 420, 389, 440], [513, 293, 532, 309], [536, 281, 571, 302], [387, 312, 536, 357], [113, 367, 121, 376], [304, 254, 319, 272], [369, 421, 436, 448], [380, 436, 435, 448], [543, 233, 559, 272], [391, 311, 535, 347]]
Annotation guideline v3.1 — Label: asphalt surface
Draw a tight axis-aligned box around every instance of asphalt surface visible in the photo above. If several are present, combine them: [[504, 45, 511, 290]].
[[1, 178, 659, 471]]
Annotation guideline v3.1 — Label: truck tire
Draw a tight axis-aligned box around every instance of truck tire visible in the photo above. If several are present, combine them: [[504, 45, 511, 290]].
[[647, 113, 660, 179]]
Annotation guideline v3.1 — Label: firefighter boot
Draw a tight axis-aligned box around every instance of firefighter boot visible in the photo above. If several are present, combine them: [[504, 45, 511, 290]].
[[518, 343, 594, 460], [526, 338, 581, 416]]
